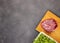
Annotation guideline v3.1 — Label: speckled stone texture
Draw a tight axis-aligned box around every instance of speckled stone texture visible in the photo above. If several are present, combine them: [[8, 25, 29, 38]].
[[0, 0, 60, 43]]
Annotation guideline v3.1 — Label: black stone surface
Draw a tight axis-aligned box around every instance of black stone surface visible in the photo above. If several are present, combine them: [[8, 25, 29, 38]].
[[0, 0, 60, 43]]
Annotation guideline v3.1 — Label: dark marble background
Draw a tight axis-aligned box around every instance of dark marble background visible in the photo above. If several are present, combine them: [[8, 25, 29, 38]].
[[0, 0, 60, 43]]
